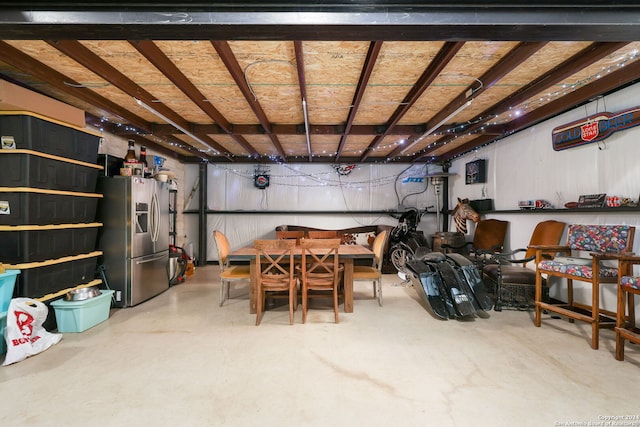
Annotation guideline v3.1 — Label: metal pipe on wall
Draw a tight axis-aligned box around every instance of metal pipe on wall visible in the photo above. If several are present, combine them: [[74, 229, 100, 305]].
[[197, 162, 208, 266]]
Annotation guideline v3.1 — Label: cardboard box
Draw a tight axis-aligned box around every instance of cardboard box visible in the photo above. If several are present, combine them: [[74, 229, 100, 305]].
[[0, 80, 86, 128]]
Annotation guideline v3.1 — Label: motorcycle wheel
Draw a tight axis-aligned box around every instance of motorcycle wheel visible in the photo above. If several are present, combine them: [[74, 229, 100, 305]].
[[390, 244, 414, 273]]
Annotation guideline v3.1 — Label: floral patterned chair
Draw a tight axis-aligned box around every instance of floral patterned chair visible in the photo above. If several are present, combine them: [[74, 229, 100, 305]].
[[615, 255, 640, 361], [532, 224, 635, 350]]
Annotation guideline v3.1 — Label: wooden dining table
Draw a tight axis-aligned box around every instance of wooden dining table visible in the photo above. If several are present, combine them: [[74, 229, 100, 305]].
[[227, 244, 374, 314]]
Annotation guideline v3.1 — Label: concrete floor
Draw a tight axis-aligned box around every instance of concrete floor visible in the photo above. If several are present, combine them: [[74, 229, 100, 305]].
[[1, 265, 638, 427]]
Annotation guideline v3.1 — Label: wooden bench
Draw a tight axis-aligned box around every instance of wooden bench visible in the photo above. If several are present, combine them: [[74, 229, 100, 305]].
[[533, 224, 635, 349]]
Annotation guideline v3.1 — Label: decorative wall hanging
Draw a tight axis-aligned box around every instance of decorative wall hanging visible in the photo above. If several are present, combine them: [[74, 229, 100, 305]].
[[552, 105, 640, 151], [254, 174, 270, 189], [333, 164, 356, 176], [254, 165, 270, 189], [465, 159, 486, 184], [577, 193, 606, 208]]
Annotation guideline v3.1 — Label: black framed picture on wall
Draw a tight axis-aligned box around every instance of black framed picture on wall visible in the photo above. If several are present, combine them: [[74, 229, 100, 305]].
[[465, 159, 486, 184]]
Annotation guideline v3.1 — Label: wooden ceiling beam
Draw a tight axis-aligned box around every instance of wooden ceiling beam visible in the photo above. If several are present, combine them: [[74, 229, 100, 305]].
[[47, 40, 232, 161], [414, 41, 629, 161], [0, 40, 151, 132], [437, 55, 640, 163], [335, 40, 383, 161], [388, 41, 547, 160], [359, 41, 465, 162], [211, 40, 287, 160], [129, 40, 260, 158], [130, 123, 425, 137], [0, 40, 208, 160]]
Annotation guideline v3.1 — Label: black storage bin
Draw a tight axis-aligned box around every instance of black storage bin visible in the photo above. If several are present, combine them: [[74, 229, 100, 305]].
[[13, 252, 101, 298], [0, 151, 101, 193], [0, 223, 100, 263], [0, 113, 101, 164], [469, 198, 494, 213], [0, 189, 101, 225]]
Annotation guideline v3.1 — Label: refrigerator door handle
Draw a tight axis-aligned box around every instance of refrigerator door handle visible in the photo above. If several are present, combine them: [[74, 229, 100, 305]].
[[135, 254, 167, 265], [150, 192, 160, 243]]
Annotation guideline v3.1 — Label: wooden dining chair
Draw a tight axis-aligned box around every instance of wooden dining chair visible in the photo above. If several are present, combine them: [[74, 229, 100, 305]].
[[307, 230, 339, 239], [254, 239, 297, 325], [299, 238, 343, 323], [353, 230, 389, 307], [276, 230, 305, 245], [213, 230, 251, 306]]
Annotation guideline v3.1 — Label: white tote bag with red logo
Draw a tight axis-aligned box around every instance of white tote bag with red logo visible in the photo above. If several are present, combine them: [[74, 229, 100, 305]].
[[3, 298, 62, 366]]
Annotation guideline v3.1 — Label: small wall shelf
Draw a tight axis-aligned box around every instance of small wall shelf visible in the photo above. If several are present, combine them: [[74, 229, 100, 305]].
[[482, 207, 640, 214], [183, 210, 436, 215]]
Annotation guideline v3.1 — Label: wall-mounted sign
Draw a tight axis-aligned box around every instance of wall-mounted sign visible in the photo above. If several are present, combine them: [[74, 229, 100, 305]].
[[333, 164, 356, 175], [254, 174, 270, 189], [552, 106, 640, 151], [402, 177, 424, 183]]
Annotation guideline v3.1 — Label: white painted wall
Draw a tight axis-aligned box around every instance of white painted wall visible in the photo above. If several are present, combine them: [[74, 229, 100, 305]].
[[449, 81, 640, 320], [182, 162, 447, 262], [182, 81, 640, 320]]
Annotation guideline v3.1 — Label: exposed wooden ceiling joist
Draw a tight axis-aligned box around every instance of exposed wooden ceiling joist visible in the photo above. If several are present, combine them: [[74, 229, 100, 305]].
[[47, 39, 231, 161], [130, 40, 260, 158], [440, 56, 640, 162], [413, 42, 631, 162], [0, 4, 639, 164]]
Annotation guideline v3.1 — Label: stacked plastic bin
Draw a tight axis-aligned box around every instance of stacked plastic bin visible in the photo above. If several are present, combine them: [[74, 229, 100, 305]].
[[0, 112, 103, 328]]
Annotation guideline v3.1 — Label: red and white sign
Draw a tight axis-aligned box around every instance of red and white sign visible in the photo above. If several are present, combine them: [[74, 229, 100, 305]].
[[580, 121, 599, 142]]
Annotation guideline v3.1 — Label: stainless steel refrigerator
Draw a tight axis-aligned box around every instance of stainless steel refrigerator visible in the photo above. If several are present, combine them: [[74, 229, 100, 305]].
[[97, 176, 170, 307]]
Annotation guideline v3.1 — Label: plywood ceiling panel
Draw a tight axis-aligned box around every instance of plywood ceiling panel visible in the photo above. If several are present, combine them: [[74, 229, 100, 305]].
[[400, 41, 519, 125], [353, 42, 445, 125], [303, 41, 370, 125], [1, 7, 637, 165], [154, 40, 257, 125], [227, 40, 301, 125]]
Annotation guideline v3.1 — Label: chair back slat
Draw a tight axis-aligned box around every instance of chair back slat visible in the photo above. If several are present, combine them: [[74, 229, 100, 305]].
[[372, 230, 389, 269], [300, 238, 341, 288], [255, 239, 296, 287], [213, 230, 231, 269]]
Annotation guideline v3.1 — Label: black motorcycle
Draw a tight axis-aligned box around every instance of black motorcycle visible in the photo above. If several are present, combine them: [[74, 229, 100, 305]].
[[388, 208, 431, 274]]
